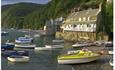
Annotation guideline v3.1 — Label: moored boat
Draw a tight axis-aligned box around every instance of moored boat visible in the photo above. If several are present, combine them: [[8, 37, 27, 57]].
[[2, 50, 29, 57], [15, 39, 32, 43], [35, 45, 63, 51], [7, 55, 29, 62], [45, 45, 63, 48], [15, 36, 33, 43], [108, 50, 113, 55], [58, 49, 100, 64], [35, 47, 52, 51], [15, 44, 36, 49], [52, 40, 64, 42], [72, 42, 88, 47], [1, 44, 15, 50], [1, 31, 9, 36], [34, 34, 40, 37], [109, 59, 113, 66]]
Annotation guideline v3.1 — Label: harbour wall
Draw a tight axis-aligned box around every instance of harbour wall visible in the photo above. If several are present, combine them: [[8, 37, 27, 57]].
[[56, 31, 108, 41]]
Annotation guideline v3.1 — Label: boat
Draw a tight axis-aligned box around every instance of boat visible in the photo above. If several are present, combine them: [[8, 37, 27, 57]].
[[1, 31, 9, 36], [45, 45, 63, 48], [104, 41, 113, 47], [58, 49, 100, 64], [35, 47, 52, 51], [7, 55, 29, 62], [104, 41, 113, 45], [34, 34, 40, 37], [35, 45, 63, 51], [2, 50, 29, 57], [94, 40, 105, 46], [15, 37, 33, 43], [52, 40, 64, 42], [109, 59, 113, 66], [15, 44, 36, 49], [1, 44, 15, 50], [11, 28, 14, 30], [72, 42, 88, 47], [15, 35, 33, 43], [5, 40, 15, 45], [67, 50, 80, 55], [108, 50, 113, 55]]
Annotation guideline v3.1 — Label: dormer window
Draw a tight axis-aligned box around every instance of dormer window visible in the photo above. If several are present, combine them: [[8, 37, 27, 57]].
[[88, 17, 90, 21], [90, 16, 96, 20], [79, 18, 81, 21], [83, 17, 86, 21]]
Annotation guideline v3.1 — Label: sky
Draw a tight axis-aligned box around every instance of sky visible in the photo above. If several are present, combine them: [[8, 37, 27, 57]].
[[1, 0, 51, 5]]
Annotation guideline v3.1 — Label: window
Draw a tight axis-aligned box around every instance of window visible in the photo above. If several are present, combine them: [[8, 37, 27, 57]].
[[73, 25, 76, 27], [83, 17, 86, 21], [87, 24, 91, 27], [88, 17, 90, 21], [79, 18, 81, 21], [90, 16, 97, 20]]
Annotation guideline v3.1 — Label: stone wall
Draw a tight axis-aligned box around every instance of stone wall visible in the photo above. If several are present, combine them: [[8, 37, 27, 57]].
[[56, 31, 108, 41]]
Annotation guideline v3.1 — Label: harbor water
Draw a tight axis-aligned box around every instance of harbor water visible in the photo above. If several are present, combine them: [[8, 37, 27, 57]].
[[1, 29, 113, 70]]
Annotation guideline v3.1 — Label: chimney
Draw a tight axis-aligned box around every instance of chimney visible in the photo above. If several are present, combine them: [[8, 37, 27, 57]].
[[77, 7, 80, 11]]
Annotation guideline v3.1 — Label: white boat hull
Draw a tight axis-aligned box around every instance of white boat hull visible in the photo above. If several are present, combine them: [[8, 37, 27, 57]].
[[45, 45, 63, 48], [34, 34, 40, 37], [72, 44, 88, 47], [35, 45, 63, 51], [109, 61, 113, 66], [7, 56, 29, 62], [15, 44, 36, 49], [52, 40, 64, 42], [15, 40, 32, 43], [58, 56, 100, 64], [108, 51, 113, 55], [35, 47, 52, 51], [109, 59, 113, 66]]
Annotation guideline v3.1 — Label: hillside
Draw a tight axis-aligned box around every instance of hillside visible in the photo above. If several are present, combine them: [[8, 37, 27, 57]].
[[1, 0, 113, 31], [2, 3, 43, 29]]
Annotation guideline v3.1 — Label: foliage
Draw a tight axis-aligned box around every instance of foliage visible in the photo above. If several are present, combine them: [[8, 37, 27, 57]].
[[1, 0, 113, 31]]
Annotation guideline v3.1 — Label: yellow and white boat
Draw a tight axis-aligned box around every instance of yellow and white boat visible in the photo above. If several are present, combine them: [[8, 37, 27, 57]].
[[58, 50, 100, 64]]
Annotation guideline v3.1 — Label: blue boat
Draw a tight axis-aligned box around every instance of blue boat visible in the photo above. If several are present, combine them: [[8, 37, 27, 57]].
[[15, 36, 33, 43], [1, 44, 15, 50], [1, 50, 29, 57], [1, 31, 9, 36]]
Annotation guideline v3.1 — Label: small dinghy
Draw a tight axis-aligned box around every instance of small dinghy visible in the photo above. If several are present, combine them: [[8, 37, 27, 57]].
[[104, 41, 113, 47], [34, 34, 40, 37], [15, 35, 33, 43], [109, 59, 113, 66], [2, 50, 29, 57], [1, 31, 9, 36], [108, 50, 113, 55], [72, 42, 88, 47], [45, 45, 63, 49], [7, 55, 29, 62], [1, 44, 15, 50], [52, 40, 64, 43], [15, 44, 36, 49], [35, 45, 63, 51], [58, 49, 100, 64]]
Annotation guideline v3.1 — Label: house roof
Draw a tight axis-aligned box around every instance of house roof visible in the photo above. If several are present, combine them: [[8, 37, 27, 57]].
[[67, 8, 99, 19], [64, 21, 96, 25]]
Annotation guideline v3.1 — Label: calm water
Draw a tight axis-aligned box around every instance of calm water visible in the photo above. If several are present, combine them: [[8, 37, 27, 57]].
[[1, 29, 113, 70]]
